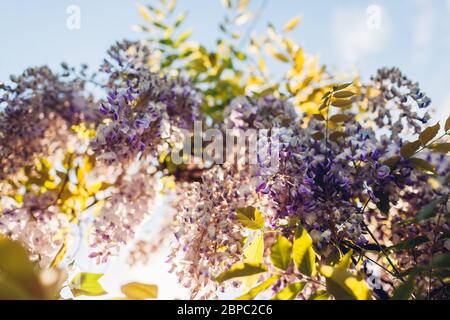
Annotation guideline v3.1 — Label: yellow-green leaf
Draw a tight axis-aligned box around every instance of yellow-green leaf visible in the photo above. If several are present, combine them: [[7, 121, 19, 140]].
[[137, 5, 152, 22], [121, 282, 158, 300], [244, 234, 264, 264], [320, 265, 372, 300], [429, 143, 450, 154], [220, 0, 232, 8], [243, 234, 265, 287], [271, 282, 305, 300], [309, 290, 330, 300], [331, 98, 352, 108], [70, 273, 107, 297], [293, 224, 316, 276], [383, 156, 401, 169], [333, 91, 355, 99], [409, 157, 437, 174], [329, 114, 352, 123], [416, 196, 447, 221], [236, 207, 265, 230], [334, 82, 353, 91], [400, 140, 421, 158], [312, 113, 325, 121], [283, 16, 301, 32], [0, 238, 43, 299], [215, 262, 268, 284], [236, 275, 279, 300], [445, 115, 450, 132], [271, 52, 289, 63], [391, 276, 414, 300], [270, 235, 292, 271], [329, 131, 347, 142], [419, 123, 440, 146], [319, 100, 329, 111], [336, 250, 353, 269], [176, 29, 193, 46]]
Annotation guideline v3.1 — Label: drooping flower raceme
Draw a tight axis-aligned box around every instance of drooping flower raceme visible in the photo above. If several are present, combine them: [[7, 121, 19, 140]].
[[91, 41, 201, 164], [0, 66, 98, 179], [0, 192, 68, 268]]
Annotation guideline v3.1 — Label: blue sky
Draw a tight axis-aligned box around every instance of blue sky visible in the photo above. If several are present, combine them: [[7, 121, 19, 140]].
[[0, 0, 449, 119]]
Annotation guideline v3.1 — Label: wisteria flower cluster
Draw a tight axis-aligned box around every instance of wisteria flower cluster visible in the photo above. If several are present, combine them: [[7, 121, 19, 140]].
[[0, 66, 98, 179], [169, 74, 449, 299], [91, 41, 201, 164], [0, 1, 449, 301]]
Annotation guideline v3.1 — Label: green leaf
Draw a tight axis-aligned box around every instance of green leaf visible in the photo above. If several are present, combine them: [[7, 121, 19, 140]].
[[416, 196, 447, 221], [334, 82, 353, 91], [393, 236, 429, 251], [70, 273, 107, 297], [410, 157, 437, 174], [0, 238, 43, 299], [236, 276, 279, 300], [121, 282, 158, 300], [429, 143, 450, 154], [271, 282, 305, 300], [244, 234, 264, 264], [309, 290, 330, 300], [175, 29, 193, 46], [153, 21, 169, 30], [0, 274, 34, 300], [329, 131, 347, 142], [270, 235, 293, 271], [400, 140, 421, 158], [383, 156, 401, 169], [283, 16, 301, 32], [174, 12, 186, 28], [320, 265, 372, 300], [322, 91, 332, 101], [430, 253, 450, 269], [336, 250, 353, 269], [331, 98, 352, 108], [329, 113, 352, 123], [392, 276, 415, 300], [319, 100, 329, 111], [137, 4, 152, 22], [215, 262, 268, 284], [333, 91, 356, 99], [445, 115, 450, 132], [312, 113, 325, 121], [236, 207, 265, 230], [243, 233, 265, 287], [271, 52, 289, 63], [293, 224, 316, 276], [419, 123, 440, 145]]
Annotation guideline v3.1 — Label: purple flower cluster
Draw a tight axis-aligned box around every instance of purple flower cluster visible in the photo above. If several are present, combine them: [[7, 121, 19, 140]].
[[0, 66, 98, 178], [169, 167, 256, 299], [89, 161, 157, 263], [368, 67, 432, 140], [169, 68, 448, 297], [224, 95, 297, 130], [0, 192, 68, 268], [91, 41, 201, 164]]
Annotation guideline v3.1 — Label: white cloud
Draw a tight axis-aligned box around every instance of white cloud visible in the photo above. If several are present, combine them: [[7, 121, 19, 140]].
[[331, 5, 390, 65]]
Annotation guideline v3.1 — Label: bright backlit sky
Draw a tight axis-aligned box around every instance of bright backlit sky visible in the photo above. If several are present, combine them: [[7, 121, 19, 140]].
[[1, 0, 449, 118], [1, 0, 450, 299]]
